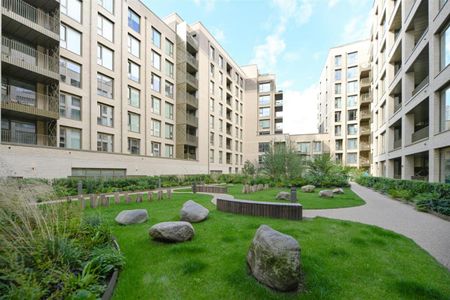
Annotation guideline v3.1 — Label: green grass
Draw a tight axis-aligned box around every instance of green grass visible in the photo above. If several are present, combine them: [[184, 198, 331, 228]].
[[85, 193, 450, 300]]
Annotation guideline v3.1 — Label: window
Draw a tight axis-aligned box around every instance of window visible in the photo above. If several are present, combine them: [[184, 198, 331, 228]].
[[210, 98, 214, 112], [347, 67, 357, 79], [60, 58, 81, 88], [259, 142, 270, 153], [441, 22, 450, 70], [335, 69, 342, 81], [209, 81, 214, 94], [335, 111, 341, 122], [151, 73, 161, 92], [347, 138, 357, 150], [165, 123, 174, 139], [128, 138, 140, 155], [128, 86, 140, 108], [128, 112, 140, 133], [259, 108, 270, 117], [97, 133, 113, 152], [259, 95, 270, 106], [335, 97, 342, 109], [151, 142, 161, 157], [61, 0, 81, 23], [210, 63, 215, 78], [150, 119, 161, 137], [165, 39, 174, 57], [347, 52, 358, 65], [60, 24, 81, 55], [210, 132, 215, 146], [128, 9, 140, 33], [348, 124, 358, 135], [97, 73, 113, 98], [335, 55, 342, 66], [209, 115, 214, 129], [335, 83, 341, 94], [259, 120, 270, 129], [209, 45, 215, 60], [60, 126, 81, 149], [165, 81, 174, 98], [151, 97, 161, 115], [97, 44, 113, 70], [98, 0, 113, 14], [165, 60, 174, 78], [59, 93, 81, 120], [348, 109, 357, 121], [165, 144, 174, 158], [347, 95, 357, 107], [259, 82, 271, 93], [209, 149, 215, 163], [347, 153, 357, 164], [97, 103, 113, 127], [219, 103, 223, 116], [128, 35, 140, 57], [152, 27, 161, 48], [219, 72, 224, 84], [165, 102, 173, 120], [335, 140, 343, 150], [218, 55, 224, 68], [335, 125, 342, 136], [97, 14, 113, 42], [151, 51, 161, 70], [347, 80, 358, 94], [441, 86, 450, 131], [128, 60, 140, 82], [298, 142, 310, 153], [313, 142, 322, 153], [219, 135, 223, 148]]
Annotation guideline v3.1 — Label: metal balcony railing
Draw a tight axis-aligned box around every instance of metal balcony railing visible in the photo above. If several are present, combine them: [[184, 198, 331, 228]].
[[411, 126, 429, 143], [2, 0, 59, 34], [1, 129, 56, 146], [1, 36, 59, 77]]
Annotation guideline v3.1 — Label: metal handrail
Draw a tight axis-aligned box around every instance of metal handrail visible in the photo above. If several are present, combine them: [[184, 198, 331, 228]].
[[1, 129, 55, 146], [1, 84, 58, 112]]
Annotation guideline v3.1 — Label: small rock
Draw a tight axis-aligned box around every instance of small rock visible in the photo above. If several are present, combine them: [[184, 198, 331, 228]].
[[180, 200, 209, 223], [276, 192, 290, 201], [301, 185, 316, 193], [247, 225, 301, 292], [115, 209, 148, 225], [332, 188, 344, 194], [319, 190, 334, 198], [149, 221, 195, 242]]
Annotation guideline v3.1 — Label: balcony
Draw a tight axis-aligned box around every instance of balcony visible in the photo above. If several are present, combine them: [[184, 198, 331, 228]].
[[186, 52, 198, 69], [275, 112, 283, 119], [185, 73, 198, 88], [360, 93, 371, 104], [359, 126, 370, 136], [411, 125, 429, 143], [186, 34, 198, 50], [360, 157, 370, 166], [360, 77, 371, 92], [360, 110, 371, 120], [275, 100, 283, 107], [1, 36, 59, 81], [179, 92, 198, 108], [186, 134, 198, 146], [185, 114, 198, 127], [393, 139, 402, 150], [1, 129, 56, 146], [1, 84, 58, 119], [360, 63, 370, 77], [1, 0, 59, 42], [412, 75, 428, 97], [360, 142, 370, 151]]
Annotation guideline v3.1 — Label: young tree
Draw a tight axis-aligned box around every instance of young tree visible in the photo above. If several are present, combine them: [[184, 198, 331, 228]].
[[242, 160, 256, 176]]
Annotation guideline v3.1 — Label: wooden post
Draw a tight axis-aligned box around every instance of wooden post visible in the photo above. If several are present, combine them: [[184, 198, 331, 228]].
[[167, 189, 172, 199], [114, 192, 120, 204], [147, 191, 153, 202], [100, 194, 107, 207], [125, 192, 131, 204], [89, 194, 97, 208], [136, 193, 143, 203], [79, 195, 85, 209], [157, 190, 163, 200]]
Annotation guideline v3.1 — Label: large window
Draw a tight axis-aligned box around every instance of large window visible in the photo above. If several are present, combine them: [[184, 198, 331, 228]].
[[347, 67, 357, 79], [97, 73, 113, 98], [441, 22, 450, 70], [347, 52, 358, 65], [347, 81, 358, 94], [441, 86, 450, 132], [151, 142, 161, 157], [258, 142, 270, 153], [298, 142, 310, 153], [97, 133, 113, 152], [165, 60, 174, 78], [128, 86, 140, 108], [97, 14, 113, 42], [152, 28, 161, 48], [259, 95, 270, 106], [165, 81, 174, 99], [60, 57, 81, 88], [151, 51, 161, 70], [128, 34, 140, 58], [128, 138, 140, 155], [165, 102, 173, 120], [347, 95, 357, 107], [348, 109, 357, 121], [128, 112, 140, 133], [128, 60, 140, 82], [165, 123, 174, 140], [335, 83, 341, 94], [60, 127, 81, 149], [209, 45, 215, 60], [165, 39, 174, 57], [439, 147, 450, 183], [259, 107, 270, 117], [347, 153, 357, 164], [335, 97, 342, 109], [151, 97, 161, 115], [97, 103, 113, 127], [335, 125, 342, 136], [313, 141, 322, 153], [335, 55, 342, 67], [347, 138, 357, 150], [347, 124, 358, 135], [259, 82, 271, 93], [335, 69, 342, 81], [151, 119, 161, 137], [59, 93, 81, 120], [151, 73, 161, 93], [259, 119, 270, 129], [128, 9, 140, 33], [61, 0, 81, 23], [165, 144, 174, 158], [98, 0, 113, 14], [97, 44, 113, 70], [60, 24, 81, 55]]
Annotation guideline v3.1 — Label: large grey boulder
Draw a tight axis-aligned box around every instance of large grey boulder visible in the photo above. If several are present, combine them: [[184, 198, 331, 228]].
[[319, 190, 334, 198], [301, 185, 316, 193], [332, 188, 344, 194], [149, 221, 194, 242], [247, 225, 301, 292], [180, 200, 209, 223], [276, 192, 290, 201], [115, 209, 148, 225]]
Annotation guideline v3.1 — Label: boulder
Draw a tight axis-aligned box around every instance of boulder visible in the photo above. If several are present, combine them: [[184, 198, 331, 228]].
[[115, 209, 148, 225], [276, 192, 290, 201], [332, 188, 344, 194], [301, 185, 316, 193], [180, 200, 209, 223], [319, 190, 334, 198], [247, 225, 301, 292], [149, 221, 194, 242]]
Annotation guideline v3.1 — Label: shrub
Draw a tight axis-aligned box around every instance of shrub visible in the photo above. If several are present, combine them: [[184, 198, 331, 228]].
[[388, 189, 414, 201], [416, 199, 450, 216]]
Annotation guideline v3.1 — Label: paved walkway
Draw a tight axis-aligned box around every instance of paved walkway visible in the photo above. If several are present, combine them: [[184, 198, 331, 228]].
[[303, 183, 450, 270]]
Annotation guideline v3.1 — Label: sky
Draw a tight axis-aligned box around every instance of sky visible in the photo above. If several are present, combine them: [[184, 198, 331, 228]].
[[144, 0, 373, 134]]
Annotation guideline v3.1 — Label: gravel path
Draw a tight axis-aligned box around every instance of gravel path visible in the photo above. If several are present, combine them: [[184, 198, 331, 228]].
[[303, 183, 450, 270]]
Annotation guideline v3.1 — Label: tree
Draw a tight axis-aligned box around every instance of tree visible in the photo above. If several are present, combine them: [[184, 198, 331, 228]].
[[306, 154, 350, 187], [242, 160, 256, 176]]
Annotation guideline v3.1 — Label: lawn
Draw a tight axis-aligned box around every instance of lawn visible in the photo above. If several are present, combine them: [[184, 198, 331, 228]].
[[175, 184, 366, 209], [86, 193, 450, 300]]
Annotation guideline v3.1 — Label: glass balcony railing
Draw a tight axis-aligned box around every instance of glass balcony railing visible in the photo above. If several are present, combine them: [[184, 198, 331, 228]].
[[1, 129, 56, 146], [1, 84, 59, 116]]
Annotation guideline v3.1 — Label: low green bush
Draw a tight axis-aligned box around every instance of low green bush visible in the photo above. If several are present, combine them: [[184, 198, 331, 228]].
[[388, 189, 414, 201], [416, 199, 450, 216]]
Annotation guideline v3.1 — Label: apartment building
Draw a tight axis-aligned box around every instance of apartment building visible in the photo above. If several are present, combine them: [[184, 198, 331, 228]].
[[317, 40, 371, 168], [371, 0, 450, 183]]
